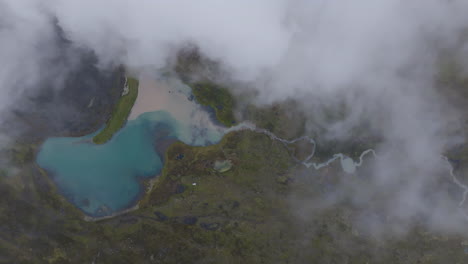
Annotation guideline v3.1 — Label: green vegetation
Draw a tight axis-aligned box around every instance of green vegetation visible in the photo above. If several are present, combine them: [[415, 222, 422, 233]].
[[244, 100, 307, 140], [3, 128, 468, 263], [190, 82, 236, 127], [4, 54, 468, 262], [92, 78, 138, 144], [174, 48, 237, 127]]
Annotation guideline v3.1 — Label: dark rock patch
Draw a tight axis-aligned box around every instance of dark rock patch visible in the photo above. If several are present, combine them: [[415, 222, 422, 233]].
[[232, 201, 240, 209], [183, 216, 198, 225], [200, 222, 220, 231], [175, 184, 186, 194]]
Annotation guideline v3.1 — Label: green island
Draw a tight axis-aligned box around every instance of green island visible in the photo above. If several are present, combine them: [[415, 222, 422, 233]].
[[92, 77, 139, 144]]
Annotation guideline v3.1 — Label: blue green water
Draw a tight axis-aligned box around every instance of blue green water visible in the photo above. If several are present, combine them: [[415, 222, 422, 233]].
[[37, 110, 225, 217]]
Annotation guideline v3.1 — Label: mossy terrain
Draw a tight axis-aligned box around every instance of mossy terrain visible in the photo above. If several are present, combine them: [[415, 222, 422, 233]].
[[3, 52, 468, 262], [0, 84, 466, 263], [190, 82, 236, 127], [241, 100, 379, 162], [243, 100, 307, 140], [2, 127, 468, 263], [174, 46, 236, 127], [93, 77, 139, 144]]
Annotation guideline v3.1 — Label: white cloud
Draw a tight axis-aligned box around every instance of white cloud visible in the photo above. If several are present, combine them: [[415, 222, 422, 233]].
[[2, 0, 468, 236]]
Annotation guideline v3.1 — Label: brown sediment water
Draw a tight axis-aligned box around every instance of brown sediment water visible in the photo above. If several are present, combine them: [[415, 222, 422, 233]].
[[128, 74, 228, 145], [128, 76, 171, 120], [128, 75, 210, 126]]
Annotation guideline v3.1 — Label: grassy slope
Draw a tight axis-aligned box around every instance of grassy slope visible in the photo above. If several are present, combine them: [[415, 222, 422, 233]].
[[92, 78, 139, 144], [174, 47, 236, 127], [3, 69, 468, 262], [4, 130, 468, 263], [190, 82, 236, 127]]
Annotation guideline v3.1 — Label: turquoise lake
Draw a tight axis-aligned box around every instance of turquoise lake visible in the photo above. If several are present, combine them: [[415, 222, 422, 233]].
[[37, 78, 227, 217], [35, 75, 369, 218]]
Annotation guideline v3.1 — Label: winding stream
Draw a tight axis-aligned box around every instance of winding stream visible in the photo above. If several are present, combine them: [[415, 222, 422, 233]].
[[37, 75, 466, 219], [226, 122, 377, 173]]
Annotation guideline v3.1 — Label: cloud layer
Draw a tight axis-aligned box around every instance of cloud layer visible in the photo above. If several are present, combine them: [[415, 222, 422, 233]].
[[3, 0, 468, 236]]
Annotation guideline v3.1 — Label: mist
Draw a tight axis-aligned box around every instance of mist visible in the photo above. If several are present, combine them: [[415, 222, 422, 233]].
[[3, 0, 468, 238]]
